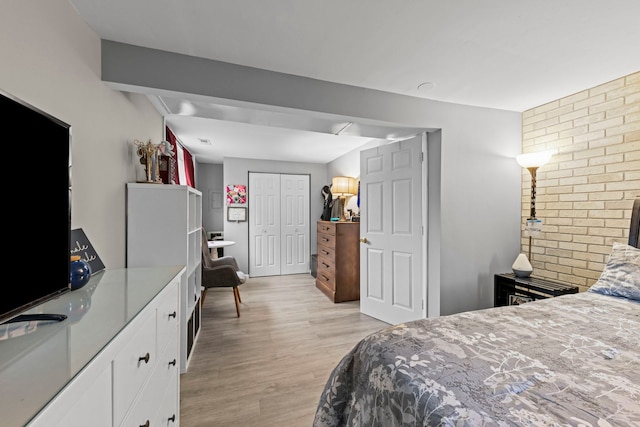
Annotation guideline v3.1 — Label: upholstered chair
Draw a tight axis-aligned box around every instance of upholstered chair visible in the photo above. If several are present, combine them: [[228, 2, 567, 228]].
[[200, 227, 247, 316]]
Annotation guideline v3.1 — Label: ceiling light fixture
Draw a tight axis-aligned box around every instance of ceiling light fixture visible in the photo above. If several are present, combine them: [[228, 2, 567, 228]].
[[198, 138, 212, 145]]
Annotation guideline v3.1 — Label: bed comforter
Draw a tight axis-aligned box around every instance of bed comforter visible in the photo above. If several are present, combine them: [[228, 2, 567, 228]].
[[314, 292, 640, 426]]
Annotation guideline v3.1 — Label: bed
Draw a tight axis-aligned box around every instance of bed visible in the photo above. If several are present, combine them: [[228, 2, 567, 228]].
[[314, 198, 640, 426]]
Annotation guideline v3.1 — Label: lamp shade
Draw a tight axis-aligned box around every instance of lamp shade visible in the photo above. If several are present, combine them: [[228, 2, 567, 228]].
[[516, 150, 555, 168], [332, 176, 356, 196]]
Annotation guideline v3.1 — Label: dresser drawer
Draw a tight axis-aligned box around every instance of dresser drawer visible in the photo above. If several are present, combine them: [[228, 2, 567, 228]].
[[316, 270, 336, 291], [156, 281, 179, 355], [318, 221, 336, 235], [317, 253, 335, 273], [317, 231, 336, 248], [121, 330, 179, 427], [113, 312, 157, 425], [154, 360, 179, 427], [317, 243, 335, 261]]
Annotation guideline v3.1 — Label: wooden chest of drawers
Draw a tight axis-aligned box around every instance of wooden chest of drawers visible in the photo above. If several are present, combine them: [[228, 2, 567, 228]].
[[316, 220, 360, 302]]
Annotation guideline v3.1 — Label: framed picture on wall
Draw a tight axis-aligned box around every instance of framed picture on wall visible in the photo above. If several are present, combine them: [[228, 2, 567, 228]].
[[226, 184, 247, 204], [227, 206, 247, 222], [210, 190, 222, 210]]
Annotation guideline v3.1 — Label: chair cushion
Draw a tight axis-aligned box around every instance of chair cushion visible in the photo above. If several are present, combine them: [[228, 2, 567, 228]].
[[236, 271, 247, 284]]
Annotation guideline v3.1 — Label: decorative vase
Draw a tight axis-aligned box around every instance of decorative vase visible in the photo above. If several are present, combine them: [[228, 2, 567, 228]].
[[70, 255, 92, 290], [512, 253, 533, 277]]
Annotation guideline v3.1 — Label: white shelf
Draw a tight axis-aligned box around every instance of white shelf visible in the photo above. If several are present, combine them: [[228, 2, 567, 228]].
[[126, 183, 202, 373]]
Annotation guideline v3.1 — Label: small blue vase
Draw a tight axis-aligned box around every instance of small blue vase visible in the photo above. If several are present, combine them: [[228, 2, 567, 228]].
[[70, 256, 92, 290]]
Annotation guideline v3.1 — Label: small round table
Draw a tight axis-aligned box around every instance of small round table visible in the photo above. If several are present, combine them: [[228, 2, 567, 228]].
[[207, 240, 236, 259]]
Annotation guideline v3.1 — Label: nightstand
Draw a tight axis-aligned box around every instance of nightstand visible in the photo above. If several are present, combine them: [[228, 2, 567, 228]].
[[494, 273, 579, 307]]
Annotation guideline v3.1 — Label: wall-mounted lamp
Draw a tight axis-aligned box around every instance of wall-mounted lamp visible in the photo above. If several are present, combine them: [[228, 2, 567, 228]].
[[514, 149, 555, 275], [331, 176, 357, 222]]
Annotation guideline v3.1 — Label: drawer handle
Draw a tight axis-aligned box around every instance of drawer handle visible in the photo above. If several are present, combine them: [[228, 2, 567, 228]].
[[322, 275, 329, 282], [168, 414, 176, 423], [169, 311, 177, 319], [322, 262, 329, 268], [138, 352, 150, 364], [140, 421, 150, 427], [169, 358, 177, 367], [321, 250, 329, 255]]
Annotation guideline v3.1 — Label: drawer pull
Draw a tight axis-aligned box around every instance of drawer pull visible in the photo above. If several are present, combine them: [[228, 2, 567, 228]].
[[169, 311, 177, 319], [321, 250, 329, 255], [168, 414, 176, 423], [322, 262, 330, 268], [169, 358, 177, 366], [140, 421, 150, 427], [322, 275, 329, 282], [138, 352, 150, 364]]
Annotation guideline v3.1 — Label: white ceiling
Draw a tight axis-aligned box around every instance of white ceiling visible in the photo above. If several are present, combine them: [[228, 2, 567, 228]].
[[69, 0, 640, 164]]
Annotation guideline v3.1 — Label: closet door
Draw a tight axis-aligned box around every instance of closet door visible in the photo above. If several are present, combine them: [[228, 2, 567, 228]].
[[249, 173, 281, 277], [280, 174, 310, 275], [249, 172, 310, 277]]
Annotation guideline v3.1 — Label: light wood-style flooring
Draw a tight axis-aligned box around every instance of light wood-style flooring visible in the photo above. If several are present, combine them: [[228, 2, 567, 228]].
[[179, 274, 388, 427]]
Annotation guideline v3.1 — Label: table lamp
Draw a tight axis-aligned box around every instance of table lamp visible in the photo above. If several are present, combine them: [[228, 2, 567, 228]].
[[331, 176, 357, 222]]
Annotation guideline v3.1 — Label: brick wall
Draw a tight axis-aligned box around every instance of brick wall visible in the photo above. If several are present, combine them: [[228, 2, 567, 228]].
[[521, 71, 640, 291]]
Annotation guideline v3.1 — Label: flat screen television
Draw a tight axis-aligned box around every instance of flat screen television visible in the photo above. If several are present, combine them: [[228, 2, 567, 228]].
[[0, 89, 71, 324]]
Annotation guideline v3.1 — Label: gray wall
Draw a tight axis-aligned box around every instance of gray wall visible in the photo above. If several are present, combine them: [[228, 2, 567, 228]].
[[1, 0, 163, 270], [197, 163, 224, 232]]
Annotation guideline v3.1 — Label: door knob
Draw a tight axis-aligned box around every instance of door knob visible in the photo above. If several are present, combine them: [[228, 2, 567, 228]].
[[359, 237, 368, 243]]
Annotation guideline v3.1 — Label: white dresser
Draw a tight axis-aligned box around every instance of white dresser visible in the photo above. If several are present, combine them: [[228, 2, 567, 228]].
[[0, 266, 183, 427]]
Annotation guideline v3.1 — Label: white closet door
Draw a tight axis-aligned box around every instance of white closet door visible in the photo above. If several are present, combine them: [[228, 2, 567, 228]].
[[249, 172, 310, 277], [249, 173, 281, 277], [280, 174, 310, 275]]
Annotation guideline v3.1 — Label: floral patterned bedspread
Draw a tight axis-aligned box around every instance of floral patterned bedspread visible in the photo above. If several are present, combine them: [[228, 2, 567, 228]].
[[314, 292, 640, 426]]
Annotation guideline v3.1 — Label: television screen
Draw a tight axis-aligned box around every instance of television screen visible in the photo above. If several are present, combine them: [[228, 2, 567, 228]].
[[0, 90, 71, 323]]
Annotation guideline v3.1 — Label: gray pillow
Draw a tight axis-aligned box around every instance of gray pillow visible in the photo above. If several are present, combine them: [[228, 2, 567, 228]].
[[588, 242, 640, 301]]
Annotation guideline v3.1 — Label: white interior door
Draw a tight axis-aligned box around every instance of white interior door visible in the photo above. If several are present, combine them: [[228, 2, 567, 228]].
[[360, 135, 424, 324], [249, 173, 280, 277], [281, 174, 310, 275], [249, 172, 310, 277]]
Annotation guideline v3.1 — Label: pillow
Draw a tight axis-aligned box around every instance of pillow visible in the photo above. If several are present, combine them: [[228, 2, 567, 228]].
[[588, 242, 640, 301]]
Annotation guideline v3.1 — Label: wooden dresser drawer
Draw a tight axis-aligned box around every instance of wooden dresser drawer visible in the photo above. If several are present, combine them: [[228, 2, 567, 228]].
[[316, 270, 336, 301], [317, 253, 335, 272], [316, 270, 336, 292], [317, 221, 336, 235], [317, 231, 336, 248], [317, 243, 335, 261]]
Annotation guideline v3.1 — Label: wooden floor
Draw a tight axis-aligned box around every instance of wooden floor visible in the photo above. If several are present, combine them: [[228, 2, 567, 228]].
[[179, 274, 388, 427]]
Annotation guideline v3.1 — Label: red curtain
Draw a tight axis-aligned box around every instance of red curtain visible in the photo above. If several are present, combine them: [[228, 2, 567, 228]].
[[165, 126, 180, 185], [165, 126, 195, 187], [182, 147, 195, 187]]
